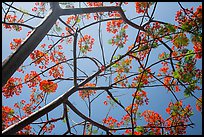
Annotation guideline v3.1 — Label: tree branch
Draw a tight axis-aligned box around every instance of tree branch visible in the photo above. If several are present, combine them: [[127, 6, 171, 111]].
[[2, 3, 61, 87], [64, 99, 110, 133]]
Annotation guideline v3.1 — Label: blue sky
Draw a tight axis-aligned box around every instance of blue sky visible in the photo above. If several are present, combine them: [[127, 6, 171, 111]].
[[2, 2, 202, 135]]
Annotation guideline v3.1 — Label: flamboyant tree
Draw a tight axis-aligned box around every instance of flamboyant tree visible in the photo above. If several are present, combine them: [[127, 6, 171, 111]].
[[2, 2, 202, 135]]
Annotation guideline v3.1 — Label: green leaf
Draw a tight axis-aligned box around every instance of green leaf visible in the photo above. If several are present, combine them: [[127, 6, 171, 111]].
[[140, 45, 149, 50], [136, 126, 144, 132], [10, 109, 15, 115], [112, 63, 118, 68], [171, 111, 177, 116], [56, 26, 62, 32], [92, 129, 98, 134], [121, 28, 126, 33], [165, 24, 176, 33], [108, 39, 112, 44], [148, 131, 154, 135], [62, 117, 66, 123], [164, 35, 172, 40], [181, 23, 192, 31], [152, 42, 158, 48], [173, 106, 178, 111], [184, 88, 191, 98], [185, 50, 194, 61], [76, 18, 81, 23], [173, 71, 181, 79], [188, 111, 194, 116], [19, 7, 29, 15]]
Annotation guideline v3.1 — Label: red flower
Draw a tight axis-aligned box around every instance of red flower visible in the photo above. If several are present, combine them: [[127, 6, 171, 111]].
[[166, 107, 171, 114], [2, 77, 23, 98], [10, 38, 22, 50], [24, 71, 41, 88], [103, 101, 108, 105], [78, 83, 96, 99], [39, 80, 58, 93], [78, 35, 95, 54], [100, 65, 105, 72]]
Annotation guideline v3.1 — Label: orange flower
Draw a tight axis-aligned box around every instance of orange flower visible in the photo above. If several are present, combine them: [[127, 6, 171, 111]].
[[24, 71, 41, 88], [166, 107, 171, 114], [193, 42, 202, 59], [39, 80, 58, 93], [159, 67, 169, 74], [10, 38, 22, 50], [141, 110, 164, 126], [106, 20, 123, 34], [49, 64, 64, 78], [86, 2, 103, 7], [102, 116, 118, 128], [78, 83, 96, 99], [135, 2, 154, 14], [163, 76, 172, 89], [103, 101, 108, 105], [196, 96, 202, 112], [2, 77, 22, 98], [13, 38, 22, 44], [175, 85, 180, 92], [29, 50, 49, 68], [78, 35, 95, 54]]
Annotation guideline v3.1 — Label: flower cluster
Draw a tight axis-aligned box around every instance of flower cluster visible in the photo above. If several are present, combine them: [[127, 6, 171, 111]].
[[172, 33, 189, 49], [107, 11, 121, 18], [131, 68, 153, 87], [78, 35, 95, 54], [109, 2, 128, 6], [132, 90, 149, 106], [103, 116, 124, 132], [86, 2, 103, 7], [112, 58, 131, 87], [111, 29, 128, 48], [49, 64, 64, 79], [106, 19, 129, 48], [32, 2, 47, 16], [66, 15, 77, 26], [126, 103, 138, 114], [193, 42, 202, 59], [165, 101, 193, 135], [22, 103, 33, 115], [2, 77, 22, 98], [24, 71, 42, 88], [135, 2, 154, 14], [196, 96, 202, 112], [135, 32, 152, 61], [2, 105, 34, 134], [3, 14, 23, 31], [78, 83, 96, 99], [106, 20, 124, 34], [114, 74, 128, 87], [124, 129, 142, 135], [175, 5, 202, 30], [163, 76, 172, 89], [30, 50, 49, 69], [191, 34, 202, 59], [2, 106, 15, 130], [50, 50, 66, 63], [10, 38, 22, 50], [39, 80, 58, 93], [159, 62, 169, 74], [141, 110, 164, 135], [42, 123, 55, 133]]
